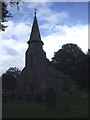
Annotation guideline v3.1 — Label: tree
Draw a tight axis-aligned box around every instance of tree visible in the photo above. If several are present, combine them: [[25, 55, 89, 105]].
[[87, 49, 90, 91], [52, 43, 88, 90], [0, 1, 21, 31], [2, 67, 21, 92], [0, 2, 12, 31]]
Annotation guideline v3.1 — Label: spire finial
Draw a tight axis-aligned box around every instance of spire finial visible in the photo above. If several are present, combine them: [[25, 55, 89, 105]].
[[34, 8, 37, 17]]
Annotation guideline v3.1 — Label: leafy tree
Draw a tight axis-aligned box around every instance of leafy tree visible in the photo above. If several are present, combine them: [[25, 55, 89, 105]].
[[0, 2, 12, 31], [87, 49, 90, 57], [0, 1, 21, 31], [87, 49, 90, 90], [2, 67, 21, 92], [51, 43, 88, 90]]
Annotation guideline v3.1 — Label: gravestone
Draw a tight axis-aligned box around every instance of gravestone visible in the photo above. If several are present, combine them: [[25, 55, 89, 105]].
[[46, 88, 56, 110]]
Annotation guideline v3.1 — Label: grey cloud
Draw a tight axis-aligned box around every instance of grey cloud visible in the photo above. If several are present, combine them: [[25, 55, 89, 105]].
[[4, 47, 18, 56]]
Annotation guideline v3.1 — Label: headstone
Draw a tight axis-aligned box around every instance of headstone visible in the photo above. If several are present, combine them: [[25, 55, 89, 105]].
[[46, 88, 56, 110]]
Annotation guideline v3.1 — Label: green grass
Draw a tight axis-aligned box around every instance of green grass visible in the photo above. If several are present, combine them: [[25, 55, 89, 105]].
[[2, 92, 88, 118]]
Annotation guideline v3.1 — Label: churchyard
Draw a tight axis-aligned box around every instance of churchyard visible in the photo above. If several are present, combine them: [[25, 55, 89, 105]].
[[2, 91, 88, 118]]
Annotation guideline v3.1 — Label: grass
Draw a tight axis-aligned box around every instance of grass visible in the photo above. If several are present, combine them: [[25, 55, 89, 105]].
[[2, 92, 88, 118]]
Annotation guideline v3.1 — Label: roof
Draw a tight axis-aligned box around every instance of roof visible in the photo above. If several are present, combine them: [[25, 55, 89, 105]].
[[47, 67, 68, 79], [27, 14, 43, 45]]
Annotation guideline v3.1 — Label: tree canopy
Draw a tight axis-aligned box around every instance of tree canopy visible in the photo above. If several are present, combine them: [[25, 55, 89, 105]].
[[2, 44, 88, 92], [2, 67, 21, 92], [0, 1, 21, 31], [51, 43, 88, 90]]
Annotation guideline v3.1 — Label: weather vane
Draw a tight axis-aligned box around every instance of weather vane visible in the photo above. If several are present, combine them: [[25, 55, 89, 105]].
[[34, 8, 37, 17]]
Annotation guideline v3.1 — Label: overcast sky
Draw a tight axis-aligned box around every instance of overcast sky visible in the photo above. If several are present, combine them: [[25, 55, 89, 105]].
[[0, 2, 88, 75]]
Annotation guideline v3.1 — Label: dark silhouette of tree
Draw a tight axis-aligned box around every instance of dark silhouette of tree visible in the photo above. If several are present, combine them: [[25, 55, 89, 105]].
[[51, 43, 88, 90], [87, 49, 90, 59], [87, 49, 90, 91], [0, 2, 12, 31], [2, 67, 21, 92], [0, 1, 21, 31]]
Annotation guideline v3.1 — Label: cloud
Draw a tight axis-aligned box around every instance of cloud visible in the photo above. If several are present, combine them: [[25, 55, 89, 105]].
[[31, 3, 69, 25], [0, 21, 29, 75], [16, 2, 69, 25], [4, 47, 18, 56], [2, 21, 31, 41], [43, 24, 88, 60], [0, 2, 88, 76], [0, 20, 88, 76]]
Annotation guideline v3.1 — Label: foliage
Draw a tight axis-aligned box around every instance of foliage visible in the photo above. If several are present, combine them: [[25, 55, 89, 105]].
[[87, 49, 90, 91], [2, 67, 21, 92], [51, 43, 88, 90], [0, 1, 21, 31], [0, 2, 11, 31]]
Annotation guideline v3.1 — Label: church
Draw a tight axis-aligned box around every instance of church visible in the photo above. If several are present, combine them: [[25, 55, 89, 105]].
[[15, 11, 71, 101]]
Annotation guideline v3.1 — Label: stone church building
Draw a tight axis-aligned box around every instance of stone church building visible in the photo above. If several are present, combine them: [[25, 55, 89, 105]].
[[16, 12, 71, 101]]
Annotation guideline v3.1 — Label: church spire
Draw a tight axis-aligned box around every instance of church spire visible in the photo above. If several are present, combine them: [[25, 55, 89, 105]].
[[27, 9, 43, 45], [34, 8, 37, 17]]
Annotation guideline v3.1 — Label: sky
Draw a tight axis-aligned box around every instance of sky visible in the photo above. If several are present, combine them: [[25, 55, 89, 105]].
[[0, 1, 88, 76]]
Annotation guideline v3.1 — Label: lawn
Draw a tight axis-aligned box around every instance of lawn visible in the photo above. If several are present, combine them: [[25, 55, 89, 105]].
[[2, 92, 88, 118]]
